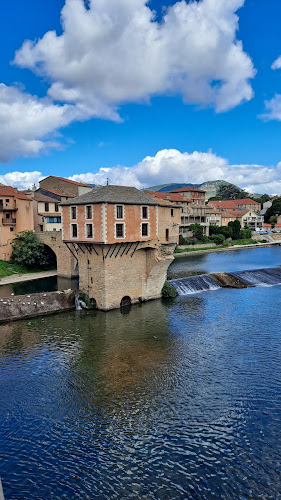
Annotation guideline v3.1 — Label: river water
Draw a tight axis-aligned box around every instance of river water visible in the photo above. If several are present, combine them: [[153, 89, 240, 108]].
[[1, 247, 281, 499]]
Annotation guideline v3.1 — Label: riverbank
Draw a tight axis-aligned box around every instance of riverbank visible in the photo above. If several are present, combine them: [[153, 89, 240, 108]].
[[174, 241, 281, 257], [0, 270, 57, 285]]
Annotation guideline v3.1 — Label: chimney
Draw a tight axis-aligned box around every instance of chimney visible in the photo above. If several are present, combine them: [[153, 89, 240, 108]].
[[166, 193, 170, 200]]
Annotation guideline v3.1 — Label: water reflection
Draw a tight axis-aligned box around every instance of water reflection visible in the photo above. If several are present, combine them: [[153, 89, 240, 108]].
[[1, 284, 281, 498], [0, 276, 78, 298]]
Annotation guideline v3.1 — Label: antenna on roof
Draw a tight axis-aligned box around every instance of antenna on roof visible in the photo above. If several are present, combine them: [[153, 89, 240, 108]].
[[106, 177, 109, 186]]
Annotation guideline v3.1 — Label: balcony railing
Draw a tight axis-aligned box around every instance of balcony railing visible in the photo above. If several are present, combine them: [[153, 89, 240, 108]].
[[2, 218, 16, 226]]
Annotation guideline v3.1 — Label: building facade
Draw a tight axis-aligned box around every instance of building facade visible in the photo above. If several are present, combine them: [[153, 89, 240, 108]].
[[0, 186, 34, 260], [61, 185, 181, 310]]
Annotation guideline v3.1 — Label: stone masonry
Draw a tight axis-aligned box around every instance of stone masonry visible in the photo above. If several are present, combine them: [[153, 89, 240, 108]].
[[75, 241, 176, 310], [36, 231, 77, 278]]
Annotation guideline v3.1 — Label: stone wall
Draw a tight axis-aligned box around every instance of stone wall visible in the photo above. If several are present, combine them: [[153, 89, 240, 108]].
[[75, 241, 175, 310], [0, 290, 75, 323], [36, 231, 77, 277], [178, 243, 216, 250]]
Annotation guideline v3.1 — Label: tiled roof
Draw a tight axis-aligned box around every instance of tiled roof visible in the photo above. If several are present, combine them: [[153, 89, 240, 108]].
[[34, 192, 59, 203], [41, 176, 92, 187], [226, 210, 249, 217], [233, 198, 260, 205], [61, 185, 159, 206], [40, 187, 75, 198], [209, 200, 238, 210], [0, 186, 31, 201], [170, 186, 206, 194], [146, 191, 184, 202]]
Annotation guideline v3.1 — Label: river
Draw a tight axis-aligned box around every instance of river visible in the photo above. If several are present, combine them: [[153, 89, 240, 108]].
[[1, 247, 281, 499]]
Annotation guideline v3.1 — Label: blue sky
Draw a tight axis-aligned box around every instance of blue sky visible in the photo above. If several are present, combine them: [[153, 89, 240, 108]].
[[1, 0, 281, 193]]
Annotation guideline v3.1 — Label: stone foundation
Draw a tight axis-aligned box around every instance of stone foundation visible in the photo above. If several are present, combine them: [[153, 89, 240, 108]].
[[72, 241, 176, 310], [0, 290, 75, 323]]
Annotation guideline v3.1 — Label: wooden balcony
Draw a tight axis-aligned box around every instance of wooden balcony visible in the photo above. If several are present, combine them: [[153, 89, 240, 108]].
[[2, 218, 16, 226]]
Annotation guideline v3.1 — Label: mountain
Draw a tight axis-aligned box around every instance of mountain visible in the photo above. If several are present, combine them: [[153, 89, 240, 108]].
[[146, 180, 242, 199]]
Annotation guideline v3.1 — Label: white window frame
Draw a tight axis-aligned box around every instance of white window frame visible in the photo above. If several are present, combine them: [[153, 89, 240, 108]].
[[115, 204, 125, 220], [141, 205, 149, 220], [71, 223, 78, 239], [85, 222, 94, 239], [70, 205, 77, 221], [115, 222, 125, 239], [85, 205, 93, 220], [141, 222, 150, 238]]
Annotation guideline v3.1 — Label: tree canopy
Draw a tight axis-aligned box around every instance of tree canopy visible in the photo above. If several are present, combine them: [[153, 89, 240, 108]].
[[11, 231, 56, 269], [217, 183, 250, 200], [264, 198, 281, 222]]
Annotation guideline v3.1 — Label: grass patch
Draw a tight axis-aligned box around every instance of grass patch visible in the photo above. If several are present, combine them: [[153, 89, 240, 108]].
[[175, 245, 225, 253], [0, 260, 55, 278], [174, 239, 258, 254], [230, 239, 258, 246]]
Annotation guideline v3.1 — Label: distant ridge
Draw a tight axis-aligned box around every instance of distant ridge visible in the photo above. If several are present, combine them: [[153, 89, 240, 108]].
[[147, 180, 241, 199]]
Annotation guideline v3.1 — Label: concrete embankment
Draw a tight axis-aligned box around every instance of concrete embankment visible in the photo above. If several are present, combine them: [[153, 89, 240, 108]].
[[211, 272, 249, 289], [0, 270, 57, 286], [174, 241, 281, 258], [0, 289, 75, 324]]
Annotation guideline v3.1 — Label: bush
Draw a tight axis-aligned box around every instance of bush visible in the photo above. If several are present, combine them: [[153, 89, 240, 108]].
[[189, 223, 204, 241], [162, 281, 178, 298], [210, 234, 226, 245], [179, 236, 187, 245], [11, 231, 56, 269], [240, 228, 252, 239]]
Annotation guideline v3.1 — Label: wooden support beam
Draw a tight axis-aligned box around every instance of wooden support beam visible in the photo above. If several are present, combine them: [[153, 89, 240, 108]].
[[125, 243, 133, 255], [104, 245, 112, 259], [131, 241, 140, 257], [115, 244, 122, 258], [64, 242, 78, 262], [77, 243, 85, 254], [109, 244, 118, 258], [92, 245, 99, 256], [120, 243, 128, 257]]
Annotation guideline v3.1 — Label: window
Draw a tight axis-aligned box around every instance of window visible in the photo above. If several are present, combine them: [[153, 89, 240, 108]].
[[71, 224, 78, 238], [6, 212, 10, 219], [39, 225, 43, 232], [86, 224, 93, 238], [45, 202, 49, 212], [166, 229, 169, 242], [142, 206, 148, 219], [55, 203, 59, 212], [142, 223, 148, 237], [71, 206, 77, 220], [116, 223, 124, 238], [46, 217, 61, 223], [116, 205, 123, 219], [171, 209, 174, 217], [86, 205, 93, 220], [10, 227, 14, 232]]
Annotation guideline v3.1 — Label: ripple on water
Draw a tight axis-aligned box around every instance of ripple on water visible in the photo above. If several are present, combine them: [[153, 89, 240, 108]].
[[1, 284, 281, 498]]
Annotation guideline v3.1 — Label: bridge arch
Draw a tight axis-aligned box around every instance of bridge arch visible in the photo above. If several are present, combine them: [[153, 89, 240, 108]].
[[35, 232, 77, 278]]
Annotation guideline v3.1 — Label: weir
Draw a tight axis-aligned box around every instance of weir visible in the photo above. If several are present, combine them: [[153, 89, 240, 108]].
[[168, 275, 221, 295], [230, 267, 281, 287]]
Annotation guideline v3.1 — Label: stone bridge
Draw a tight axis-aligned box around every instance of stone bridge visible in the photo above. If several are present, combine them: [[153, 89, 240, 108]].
[[36, 232, 77, 278]]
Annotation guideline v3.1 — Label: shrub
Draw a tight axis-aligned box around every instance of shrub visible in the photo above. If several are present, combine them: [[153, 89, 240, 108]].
[[179, 236, 187, 245], [240, 228, 252, 239], [162, 281, 178, 298], [210, 234, 226, 245], [11, 231, 56, 269]]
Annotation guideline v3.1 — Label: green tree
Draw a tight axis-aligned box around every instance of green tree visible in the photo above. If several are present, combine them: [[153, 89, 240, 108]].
[[11, 231, 56, 269], [189, 223, 204, 240], [217, 183, 250, 200], [210, 234, 225, 245], [253, 193, 270, 207], [228, 220, 241, 239], [269, 216, 277, 228], [208, 196, 222, 202], [264, 198, 281, 222]]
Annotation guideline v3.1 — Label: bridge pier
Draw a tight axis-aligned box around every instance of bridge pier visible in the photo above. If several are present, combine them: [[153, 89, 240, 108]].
[[66, 241, 176, 310]]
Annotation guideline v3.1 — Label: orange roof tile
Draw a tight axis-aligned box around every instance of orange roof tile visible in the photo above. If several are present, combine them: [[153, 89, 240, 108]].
[[146, 191, 184, 202], [233, 198, 260, 205], [0, 186, 31, 201], [170, 186, 206, 193], [42, 176, 92, 187]]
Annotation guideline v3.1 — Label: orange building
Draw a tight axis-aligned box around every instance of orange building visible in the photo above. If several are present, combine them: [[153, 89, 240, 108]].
[[0, 186, 34, 260], [61, 185, 180, 245]]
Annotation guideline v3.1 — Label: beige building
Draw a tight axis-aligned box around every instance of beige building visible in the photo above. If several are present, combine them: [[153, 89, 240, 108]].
[[39, 176, 92, 197], [0, 186, 34, 260]]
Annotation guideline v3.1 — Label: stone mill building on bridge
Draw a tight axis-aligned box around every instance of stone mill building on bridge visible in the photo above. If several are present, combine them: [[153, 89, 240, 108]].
[[60, 185, 181, 310]]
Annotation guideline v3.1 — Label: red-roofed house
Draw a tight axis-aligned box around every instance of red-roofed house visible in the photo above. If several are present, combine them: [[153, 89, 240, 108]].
[[169, 186, 208, 236], [39, 176, 92, 198], [0, 186, 34, 260]]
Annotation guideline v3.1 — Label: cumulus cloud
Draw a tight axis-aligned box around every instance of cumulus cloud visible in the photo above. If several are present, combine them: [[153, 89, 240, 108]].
[[2, 149, 281, 193], [0, 83, 79, 162], [0, 171, 42, 190], [272, 56, 281, 70], [261, 56, 281, 121], [68, 149, 281, 194], [14, 0, 255, 119]]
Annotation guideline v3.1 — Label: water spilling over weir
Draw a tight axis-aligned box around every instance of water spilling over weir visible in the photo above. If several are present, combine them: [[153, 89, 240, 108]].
[[168, 266, 281, 295], [168, 274, 221, 295], [231, 267, 281, 287]]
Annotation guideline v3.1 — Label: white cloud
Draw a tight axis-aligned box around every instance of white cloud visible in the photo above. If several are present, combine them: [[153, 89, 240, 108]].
[[69, 149, 281, 194], [272, 56, 281, 70], [0, 171, 42, 190], [2, 149, 281, 194], [14, 0, 255, 119], [0, 83, 79, 162]]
